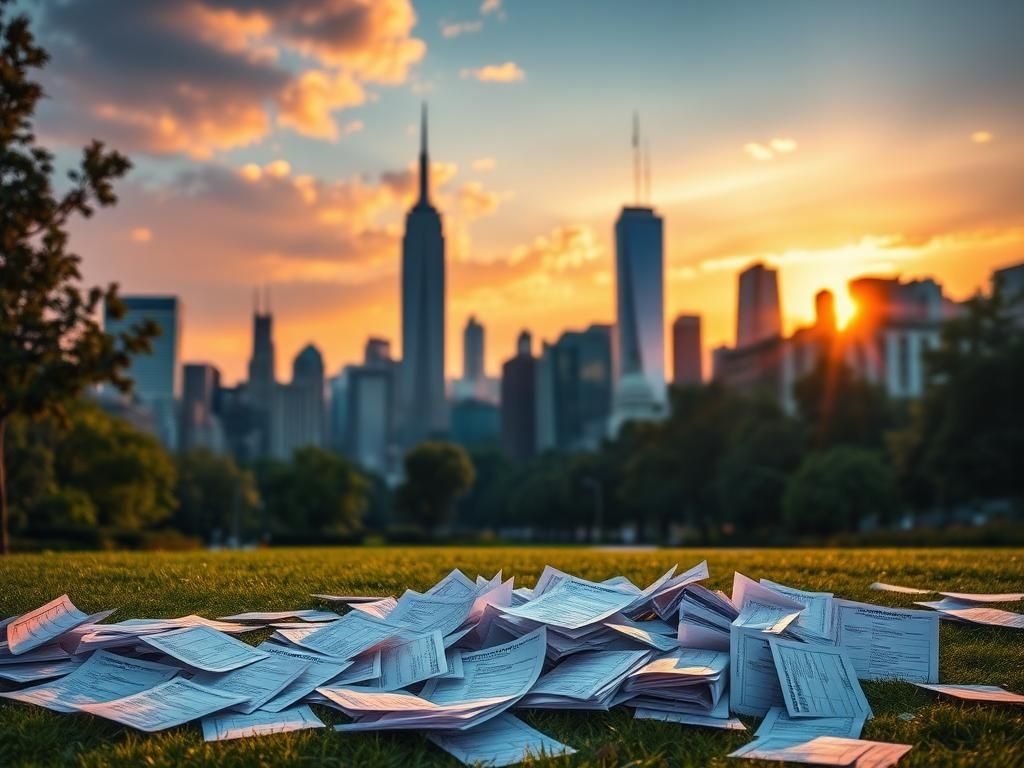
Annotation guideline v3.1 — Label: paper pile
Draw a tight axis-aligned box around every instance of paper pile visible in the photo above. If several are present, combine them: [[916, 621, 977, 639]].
[[1, 565, 1019, 766]]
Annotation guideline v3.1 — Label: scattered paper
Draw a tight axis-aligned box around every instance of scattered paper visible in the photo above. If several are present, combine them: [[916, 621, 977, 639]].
[[201, 705, 324, 742], [75, 678, 248, 732], [768, 637, 873, 720], [0, 650, 178, 713], [730, 735, 912, 766], [6, 595, 100, 655], [868, 583, 932, 595], [634, 707, 746, 730], [937, 592, 1024, 604], [427, 714, 575, 767], [915, 683, 1024, 705], [140, 625, 269, 672], [217, 610, 340, 623], [191, 654, 310, 714], [378, 631, 449, 691], [755, 705, 865, 745], [831, 600, 939, 683]]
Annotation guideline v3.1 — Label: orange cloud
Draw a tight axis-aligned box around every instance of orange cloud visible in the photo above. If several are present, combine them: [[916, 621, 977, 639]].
[[972, 130, 993, 144], [277, 71, 366, 140], [130, 227, 152, 243], [480, 0, 503, 15], [461, 62, 526, 83], [472, 157, 496, 172]]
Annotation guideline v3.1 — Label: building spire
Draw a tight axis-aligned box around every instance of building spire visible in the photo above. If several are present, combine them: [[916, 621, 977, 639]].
[[418, 101, 430, 204]]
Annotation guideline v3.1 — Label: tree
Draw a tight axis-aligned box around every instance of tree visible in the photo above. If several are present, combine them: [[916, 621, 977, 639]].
[[783, 447, 898, 536], [256, 447, 368, 535], [52, 403, 176, 530], [0, 3, 155, 553], [396, 442, 475, 535], [891, 287, 1024, 512], [175, 448, 260, 542], [793, 359, 893, 451]]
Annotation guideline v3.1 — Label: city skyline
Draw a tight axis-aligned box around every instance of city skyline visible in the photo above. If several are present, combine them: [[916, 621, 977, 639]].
[[28, 0, 1024, 383]]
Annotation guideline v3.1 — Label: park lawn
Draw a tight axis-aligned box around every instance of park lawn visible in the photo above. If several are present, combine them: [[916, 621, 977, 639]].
[[1, 547, 1023, 768]]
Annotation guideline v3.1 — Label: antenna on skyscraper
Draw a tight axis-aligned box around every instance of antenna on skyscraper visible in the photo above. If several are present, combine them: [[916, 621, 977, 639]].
[[644, 138, 652, 204], [632, 111, 641, 204], [264, 285, 271, 314]]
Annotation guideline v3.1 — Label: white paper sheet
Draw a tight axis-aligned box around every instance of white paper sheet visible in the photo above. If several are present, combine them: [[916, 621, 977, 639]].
[[633, 707, 746, 730], [501, 578, 637, 630], [201, 705, 325, 741], [140, 625, 269, 672], [293, 610, 402, 659], [0, 659, 81, 683], [760, 579, 834, 640], [6, 595, 95, 655], [730, 624, 785, 717], [426, 569, 479, 598], [937, 591, 1024, 604], [755, 705, 865, 745], [427, 713, 575, 766], [75, 677, 248, 732], [934, 605, 1024, 629], [385, 591, 477, 637], [831, 599, 939, 683], [191, 654, 309, 714], [915, 683, 1024, 704], [256, 643, 352, 712], [0, 650, 178, 713], [378, 631, 449, 691], [868, 582, 932, 595], [768, 637, 873, 720], [730, 735, 912, 766], [526, 649, 649, 701]]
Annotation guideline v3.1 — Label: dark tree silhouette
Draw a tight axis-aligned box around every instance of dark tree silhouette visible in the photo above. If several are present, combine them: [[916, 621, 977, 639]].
[[0, 1, 155, 553]]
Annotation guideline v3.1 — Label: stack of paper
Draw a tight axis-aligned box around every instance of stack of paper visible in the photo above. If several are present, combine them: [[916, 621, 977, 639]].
[[3, 563, 1012, 765], [619, 647, 730, 727], [518, 649, 651, 710]]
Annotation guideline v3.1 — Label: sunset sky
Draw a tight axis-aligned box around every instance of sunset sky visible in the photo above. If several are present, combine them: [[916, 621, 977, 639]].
[[28, 0, 1024, 383]]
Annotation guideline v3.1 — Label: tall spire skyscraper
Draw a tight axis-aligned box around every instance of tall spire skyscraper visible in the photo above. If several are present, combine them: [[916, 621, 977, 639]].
[[247, 288, 276, 455], [400, 103, 447, 446]]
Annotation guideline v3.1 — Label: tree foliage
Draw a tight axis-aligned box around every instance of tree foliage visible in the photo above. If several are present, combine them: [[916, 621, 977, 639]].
[[0, 1, 154, 552], [256, 447, 368, 536], [175, 448, 259, 541], [396, 442, 476, 534], [783, 446, 898, 536], [793, 359, 893, 450], [5, 403, 175, 534], [891, 288, 1024, 511]]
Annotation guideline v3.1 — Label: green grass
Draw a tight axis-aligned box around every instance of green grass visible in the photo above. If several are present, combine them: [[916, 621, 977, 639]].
[[1, 547, 1023, 767]]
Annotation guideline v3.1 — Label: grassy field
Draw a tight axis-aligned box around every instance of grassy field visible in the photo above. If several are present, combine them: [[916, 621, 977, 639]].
[[1, 547, 1023, 767]]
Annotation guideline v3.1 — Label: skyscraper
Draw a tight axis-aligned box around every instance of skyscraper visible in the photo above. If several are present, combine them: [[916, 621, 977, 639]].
[[271, 344, 325, 459], [671, 314, 703, 384], [247, 293, 276, 455], [736, 263, 781, 347], [103, 295, 181, 449], [610, 205, 667, 434], [500, 330, 537, 462], [463, 315, 485, 382], [536, 324, 613, 452], [400, 104, 447, 446], [181, 363, 223, 453]]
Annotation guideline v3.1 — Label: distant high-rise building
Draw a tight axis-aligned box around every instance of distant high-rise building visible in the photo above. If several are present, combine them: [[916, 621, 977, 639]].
[[815, 290, 837, 334], [104, 295, 181, 449], [463, 316, 485, 382], [536, 324, 613, 452], [736, 263, 781, 347], [400, 103, 447, 446], [610, 205, 667, 435], [501, 331, 537, 462], [247, 293, 276, 456], [671, 314, 702, 385], [342, 337, 399, 476], [451, 398, 500, 449], [271, 344, 324, 459], [517, 330, 532, 356], [994, 261, 1024, 328], [181, 363, 224, 452]]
